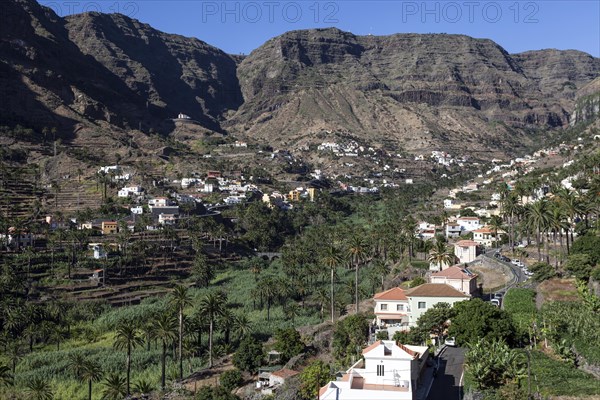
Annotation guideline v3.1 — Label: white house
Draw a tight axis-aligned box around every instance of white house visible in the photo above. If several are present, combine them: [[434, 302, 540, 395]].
[[148, 197, 172, 207], [319, 341, 429, 400], [429, 266, 479, 296], [454, 240, 478, 263], [98, 165, 120, 174], [130, 206, 144, 215], [445, 223, 462, 238], [419, 229, 436, 240], [443, 199, 463, 210], [0, 229, 33, 249], [456, 216, 482, 231], [373, 288, 410, 328], [118, 186, 143, 198], [89, 243, 107, 259], [405, 284, 470, 327], [473, 226, 503, 247], [259, 369, 299, 395], [158, 214, 176, 225]]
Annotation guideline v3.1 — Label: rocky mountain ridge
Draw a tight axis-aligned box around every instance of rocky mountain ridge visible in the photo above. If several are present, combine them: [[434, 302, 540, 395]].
[[1, 0, 599, 168]]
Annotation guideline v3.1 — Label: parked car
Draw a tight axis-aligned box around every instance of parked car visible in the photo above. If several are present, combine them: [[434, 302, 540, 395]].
[[490, 298, 501, 307], [511, 259, 520, 265], [445, 337, 456, 347], [494, 292, 504, 299], [501, 256, 511, 262]]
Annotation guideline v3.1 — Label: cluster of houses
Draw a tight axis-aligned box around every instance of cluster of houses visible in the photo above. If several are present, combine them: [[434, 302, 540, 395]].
[[316, 265, 480, 400], [261, 270, 479, 400], [262, 187, 316, 210], [414, 151, 467, 167], [317, 140, 377, 157]]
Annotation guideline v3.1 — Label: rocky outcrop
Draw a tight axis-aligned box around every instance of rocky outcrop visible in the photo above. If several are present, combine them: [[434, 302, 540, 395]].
[[1, 1, 599, 161]]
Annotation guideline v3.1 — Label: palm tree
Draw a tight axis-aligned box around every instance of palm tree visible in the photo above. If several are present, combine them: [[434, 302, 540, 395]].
[[346, 234, 368, 313], [488, 215, 504, 249], [256, 277, 279, 321], [153, 313, 178, 389], [197, 291, 226, 368], [101, 373, 127, 400], [556, 189, 583, 253], [322, 245, 343, 323], [372, 259, 390, 291], [526, 200, 550, 262], [284, 302, 301, 325], [427, 239, 455, 271], [67, 352, 88, 382], [501, 192, 520, 251], [25, 377, 54, 400], [113, 322, 144, 395], [231, 313, 253, 343], [80, 360, 103, 400], [0, 363, 13, 387], [168, 285, 192, 381], [132, 378, 154, 397]]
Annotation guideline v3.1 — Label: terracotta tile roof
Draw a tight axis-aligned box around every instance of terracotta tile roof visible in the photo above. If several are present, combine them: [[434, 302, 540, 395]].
[[431, 266, 478, 280], [362, 340, 382, 355], [374, 287, 408, 301], [405, 283, 470, 298], [458, 217, 480, 220], [396, 342, 419, 359], [271, 369, 299, 379], [455, 240, 478, 247], [473, 227, 494, 233], [319, 383, 331, 397]]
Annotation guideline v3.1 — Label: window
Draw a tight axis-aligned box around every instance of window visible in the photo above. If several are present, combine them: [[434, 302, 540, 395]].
[[377, 364, 385, 376], [418, 302, 426, 309], [380, 304, 388, 311], [396, 304, 403, 311]]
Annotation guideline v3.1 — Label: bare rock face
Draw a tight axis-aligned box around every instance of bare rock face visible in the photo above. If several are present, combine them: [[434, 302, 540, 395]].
[[1, 1, 599, 162], [229, 28, 599, 157], [64, 12, 243, 131], [0, 0, 241, 134]]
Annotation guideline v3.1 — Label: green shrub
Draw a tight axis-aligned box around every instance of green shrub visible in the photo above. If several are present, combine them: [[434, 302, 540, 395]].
[[220, 369, 243, 392]]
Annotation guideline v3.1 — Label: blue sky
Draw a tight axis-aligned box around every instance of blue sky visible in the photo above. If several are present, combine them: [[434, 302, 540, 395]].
[[41, 1, 600, 56]]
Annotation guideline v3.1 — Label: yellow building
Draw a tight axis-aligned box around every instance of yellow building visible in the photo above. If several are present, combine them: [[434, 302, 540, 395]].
[[101, 221, 118, 235]]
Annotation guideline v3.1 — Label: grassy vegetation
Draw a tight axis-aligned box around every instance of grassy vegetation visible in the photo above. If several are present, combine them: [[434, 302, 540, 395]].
[[530, 350, 600, 397], [503, 288, 536, 341]]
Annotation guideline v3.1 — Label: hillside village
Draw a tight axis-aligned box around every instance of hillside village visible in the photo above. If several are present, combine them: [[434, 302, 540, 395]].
[[0, 4, 599, 399]]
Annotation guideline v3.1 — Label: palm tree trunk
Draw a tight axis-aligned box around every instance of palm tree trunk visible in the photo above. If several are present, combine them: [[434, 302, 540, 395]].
[[88, 379, 92, 400], [161, 341, 167, 389], [330, 268, 335, 323], [179, 309, 183, 381], [355, 262, 359, 314], [126, 346, 131, 395], [536, 228, 542, 262], [208, 320, 213, 368]]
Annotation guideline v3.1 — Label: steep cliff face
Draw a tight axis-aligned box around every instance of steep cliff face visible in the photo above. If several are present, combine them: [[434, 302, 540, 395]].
[[570, 78, 600, 125], [229, 29, 598, 156], [0, 0, 241, 134], [1, 1, 598, 162], [64, 12, 242, 131]]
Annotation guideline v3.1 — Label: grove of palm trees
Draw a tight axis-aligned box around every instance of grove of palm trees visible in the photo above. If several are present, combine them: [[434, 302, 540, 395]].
[[1, 121, 599, 399]]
